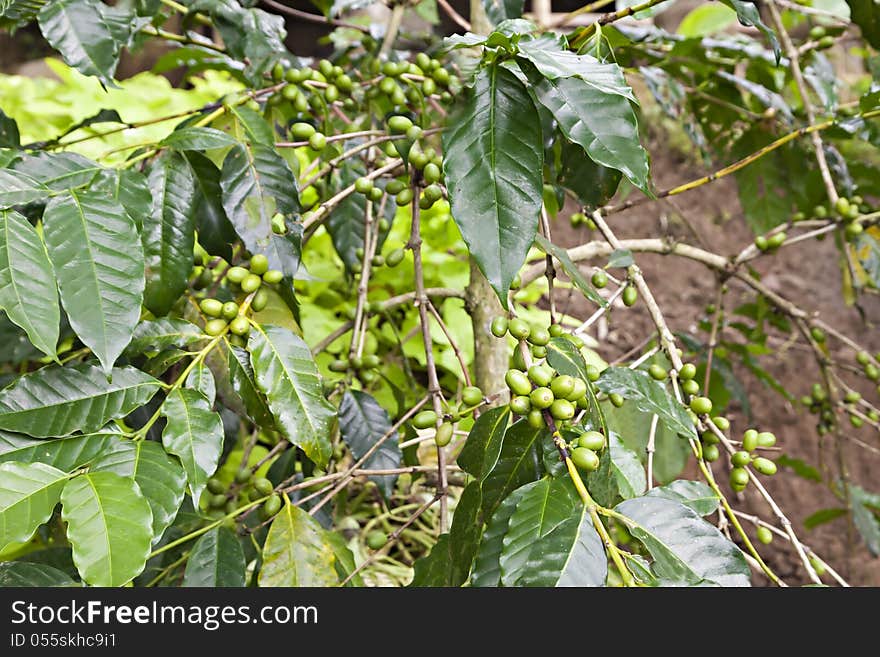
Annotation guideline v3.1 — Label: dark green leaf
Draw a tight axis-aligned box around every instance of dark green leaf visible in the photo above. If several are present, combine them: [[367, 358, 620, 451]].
[[850, 485, 880, 555], [43, 190, 144, 373], [482, 0, 523, 25], [248, 325, 335, 468], [849, 0, 880, 48], [92, 439, 187, 544], [13, 152, 101, 191], [0, 364, 160, 437], [161, 127, 237, 151], [183, 526, 246, 587], [803, 507, 847, 530], [0, 209, 59, 358], [338, 390, 400, 498], [586, 432, 646, 506], [410, 533, 453, 587], [470, 484, 524, 586], [326, 529, 362, 586], [143, 153, 196, 316], [0, 561, 76, 587], [160, 388, 224, 506], [534, 234, 606, 307], [616, 495, 750, 586], [596, 367, 697, 440], [0, 169, 48, 208], [221, 143, 301, 277], [443, 63, 543, 306], [92, 168, 150, 233], [126, 318, 204, 356], [481, 419, 545, 519], [61, 471, 153, 586], [0, 431, 117, 470], [184, 151, 237, 262], [227, 343, 274, 428], [0, 108, 20, 149], [776, 454, 822, 482], [646, 480, 718, 516], [457, 406, 510, 483], [0, 461, 68, 551], [719, 0, 780, 61], [258, 499, 338, 586], [557, 140, 622, 209], [499, 477, 606, 586]]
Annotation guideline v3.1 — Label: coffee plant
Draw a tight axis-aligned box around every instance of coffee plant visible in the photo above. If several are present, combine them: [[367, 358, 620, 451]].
[[0, 0, 879, 588]]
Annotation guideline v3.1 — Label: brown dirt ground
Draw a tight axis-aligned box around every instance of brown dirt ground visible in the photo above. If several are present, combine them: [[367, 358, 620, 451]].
[[550, 131, 880, 586]]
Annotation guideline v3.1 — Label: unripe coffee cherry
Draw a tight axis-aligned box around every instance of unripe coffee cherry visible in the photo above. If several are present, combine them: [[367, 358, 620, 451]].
[[571, 447, 600, 471], [412, 410, 438, 429]]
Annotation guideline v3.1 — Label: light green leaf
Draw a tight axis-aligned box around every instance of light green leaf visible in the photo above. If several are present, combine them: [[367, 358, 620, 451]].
[[0, 561, 76, 587], [160, 388, 224, 506], [499, 477, 606, 586], [0, 209, 59, 358], [183, 526, 246, 587], [646, 480, 719, 516], [0, 364, 160, 437], [850, 485, 880, 555], [43, 190, 144, 373], [442, 63, 543, 306], [616, 495, 750, 586], [586, 432, 646, 506], [338, 390, 400, 498], [258, 500, 338, 587], [457, 406, 510, 483], [0, 431, 117, 471], [0, 462, 68, 551], [803, 507, 847, 530], [325, 529, 362, 586], [677, 3, 737, 37], [92, 440, 186, 544], [61, 471, 153, 586], [248, 325, 335, 468]]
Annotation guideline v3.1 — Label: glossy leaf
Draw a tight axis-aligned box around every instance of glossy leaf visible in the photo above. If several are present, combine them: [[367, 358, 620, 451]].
[[0, 169, 48, 207], [227, 343, 274, 428], [470, 486, 523, 587], [160, 388, 224, 507], [338, 390, 400, 498], [586, 432, 646, 507], [126, 318, 204, 356], [248, 325, 334, 468], [92, 439, 187, 544], [43, 190, 144, 373], [184, 151, 237, 261], [13, 152, 102, 191], [534, 234, 606, 307], [719, 0, 780, 61], [0, 462, 68, 551], [0, 364, 160, 437], [326, 529, 362, 586], [0, 431, 117, 470], [499, 477, 606, 587], [161, 127, 237, 151], [183, 526, 246, 587], [0, 561, 76, 587], [258, 500, 338, 587], [186, 362, 216, 406], [443, 63, 543, 305], [0, 108, 19, 148], [482, 0, 522, 25], [848, 0, 880, 48], [646, 480, 719, 516], [616, 495, 750, 586], [61, 471, 153, 586], [457, 406, 510, 483], [558, 140, 623, 209], [0, 209, 59, 358], [143, 152, 196, 316], [481, 419, 545, 519], [221, 143, 301, 277], [595, 367, 697, 440]]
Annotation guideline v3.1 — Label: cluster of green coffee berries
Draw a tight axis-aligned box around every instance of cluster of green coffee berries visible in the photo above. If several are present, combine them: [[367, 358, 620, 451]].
[[198, 254, 282, 344], [569, 211, 597, 230], [270, 59, 357, 124], [807, 25, 837, 50], [206, 470, 281, 521], [411, 385, 485, 446], [368, 52, 459, 106], [329, 353, 382, 379], [795, 196, 868, 241], [855, 349, 880, 386]]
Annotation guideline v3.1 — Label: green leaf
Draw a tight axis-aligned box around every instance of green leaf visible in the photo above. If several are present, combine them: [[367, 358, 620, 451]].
[[482, 0, 522, 25], [226, 104, 276, 146], [258, 500, 338, 586], [457, 406, 510, 483], [160, 388, 224, 506], [850, 485, 880, 555], [0, 431, 117, 471], [481, 419, 545, 519], [534, 234, 606, 307], [92, 440, 186, 544], [183, 526, 246, 587], [442, 63, 543, 306], [0, 561, 76, 587], [646, 480, 719, 516], [37, 0, 127, 86], [595, 367, 697, 440], [526, 64, 649, 193], [719, 0, 780, 62], [143, 153, 196, 316], [557, 140, 622, 210], [0, 169, 48, 208], [586, 432, 646, 506], [227, 343, 274, 428], [615, 496, 750, 586], [803, 507, 847, 530], [499, 477, 606, 586], [854, 230, 880, 288], [325, 529, 362, 586], [13, 152, 102, 191], [410, 534, 453, 587], [608, 249, 634, 268], [248, 325, 335, 468], [470, 485, 523, 587], [677, 3, 737, 38], [161, 127, 237, 151], [92, 168, 150, 233], [184, 151, 237, 262], [0, 462, 68, 551], [61, 471, 153, 586], [221, 143, 302, 277], [326, 165, 391, 272], [0, 108, 19, 149], [43, 190, 144, 373], [0, 364, 160, 437], [186, 362, 216, 405], [545, 336, 607, 434], [126, 318, 204, 356], [338, 390, 400, 498], [848, 0, 880, 48], [776, 454, 822, 482], [0, 209, 59, 358]]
